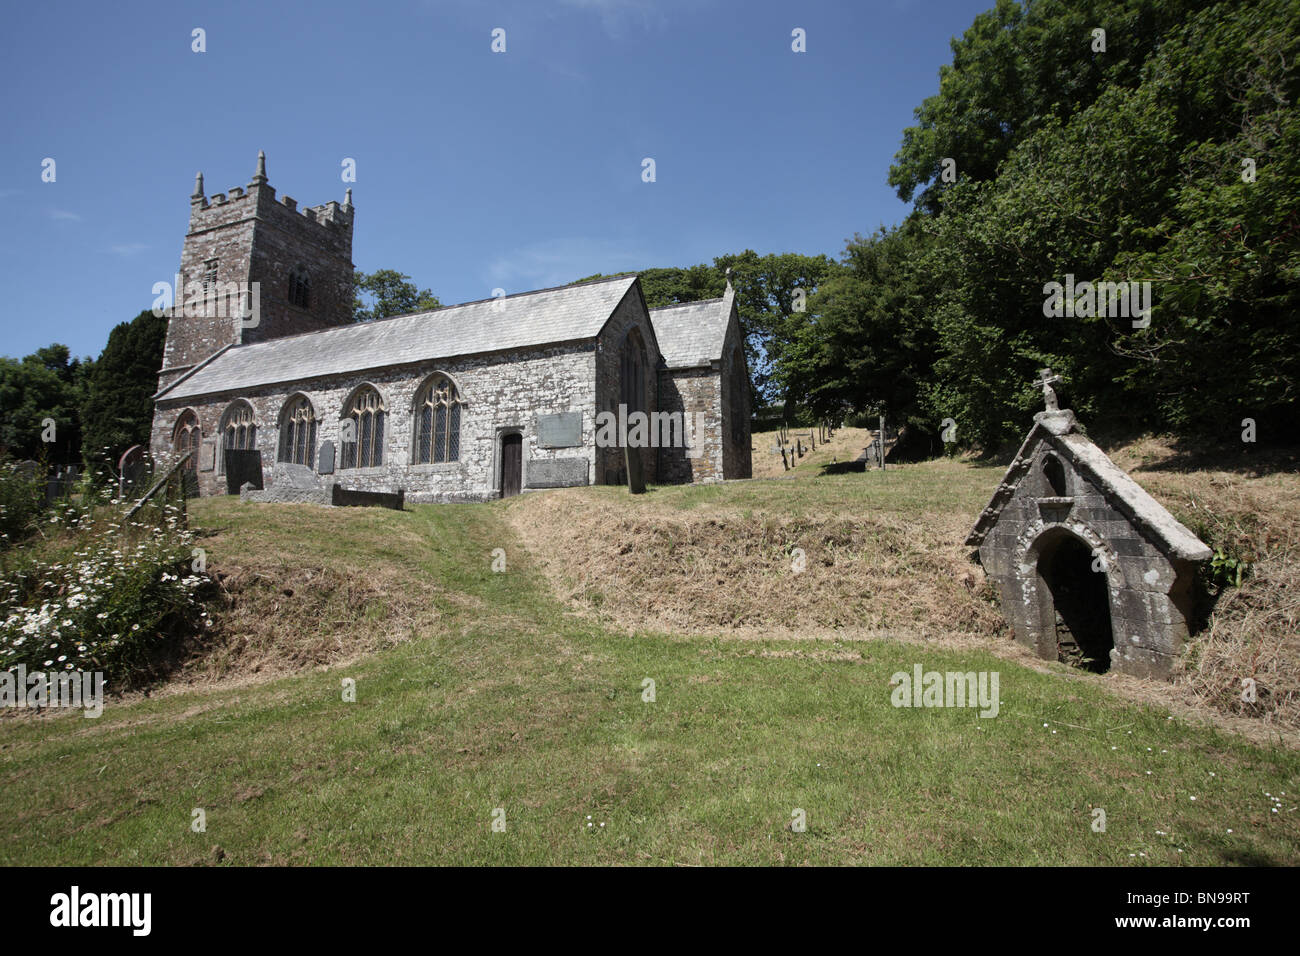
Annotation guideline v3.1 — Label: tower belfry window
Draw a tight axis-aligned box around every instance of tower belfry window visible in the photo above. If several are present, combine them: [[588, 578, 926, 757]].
[[289, 269, 311, 309], [203, 259, 218, 291]]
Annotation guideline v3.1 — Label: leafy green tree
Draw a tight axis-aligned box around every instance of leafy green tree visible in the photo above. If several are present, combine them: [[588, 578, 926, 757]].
[[0, 344, 90, 464], [81, 309, 168, 468], [353, 269, 441, 321]]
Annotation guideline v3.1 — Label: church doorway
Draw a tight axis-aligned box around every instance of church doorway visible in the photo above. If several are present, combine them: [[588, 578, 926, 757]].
[[500, 434, 522, 498], [1037, 532, 1114, 673]]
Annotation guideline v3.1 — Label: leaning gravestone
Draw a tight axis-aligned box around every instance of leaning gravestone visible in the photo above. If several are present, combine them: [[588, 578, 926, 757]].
[[118, 445, 146, 499], [624, 444, 646, 494], [13, 460, 39, 483]]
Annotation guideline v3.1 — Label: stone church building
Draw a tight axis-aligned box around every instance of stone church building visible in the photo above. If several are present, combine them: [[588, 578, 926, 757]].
[[150, 154, 751, 502]]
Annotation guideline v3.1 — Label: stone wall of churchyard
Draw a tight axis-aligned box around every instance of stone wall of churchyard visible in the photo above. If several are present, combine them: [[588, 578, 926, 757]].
[[977, 436, 1198, 679], [150, 340, 598, 502], [657, 367, 723, 483], [719, 312, 752, 480], [594, 287, 662, 485]]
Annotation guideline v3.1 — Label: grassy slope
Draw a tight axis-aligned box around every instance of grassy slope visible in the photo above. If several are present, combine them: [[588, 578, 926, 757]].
[[1, 488, 1297, 865]]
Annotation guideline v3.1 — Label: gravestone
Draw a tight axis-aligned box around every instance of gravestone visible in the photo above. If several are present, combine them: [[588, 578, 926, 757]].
[[526, 458, 588, 489], [224, 449, 264, 495], [199, 440, 217, 473], [118, 445, 146, 499], [624, 444, 646, 494], [317, 440, 335, 475]]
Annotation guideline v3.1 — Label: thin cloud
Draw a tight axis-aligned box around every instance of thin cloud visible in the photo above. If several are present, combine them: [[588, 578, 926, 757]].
[[49, 209, 82, 222], [109, 242, 148, 256], [486, 237, 651, 290]]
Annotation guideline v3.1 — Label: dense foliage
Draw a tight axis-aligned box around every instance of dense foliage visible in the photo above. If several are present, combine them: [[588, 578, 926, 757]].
[[787, 0, 1298, 450], [80, 309, 167, 469]]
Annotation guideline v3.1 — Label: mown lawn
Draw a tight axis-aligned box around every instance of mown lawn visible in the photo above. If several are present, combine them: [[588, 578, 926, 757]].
[[0, 490, 1296, 865]]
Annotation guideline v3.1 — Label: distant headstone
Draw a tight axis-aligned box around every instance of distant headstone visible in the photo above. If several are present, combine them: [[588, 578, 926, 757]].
[[13, 460, 38, 481], [118, 445, 146, 498], [199, 439, 217, 472], [318, 440, 335, 475], [624, 444, 646, 494]]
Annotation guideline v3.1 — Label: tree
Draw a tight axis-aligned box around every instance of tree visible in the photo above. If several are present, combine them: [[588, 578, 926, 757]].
[[81, 310, 168, 469], [0, 344, 91, 464], [353, 269, 441, 321]]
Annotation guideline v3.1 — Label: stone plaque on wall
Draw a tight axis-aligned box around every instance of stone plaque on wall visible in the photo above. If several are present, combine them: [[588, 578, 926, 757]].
[[526, 458, 588, 489], [200, 440, 216, 472], [536, 411, 582, 449], [318, 440, 335, 475]]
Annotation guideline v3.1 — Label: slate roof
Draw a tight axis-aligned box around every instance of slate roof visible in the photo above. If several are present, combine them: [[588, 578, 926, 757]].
[[649, 292, 735, 369], [965, 409, 1212, 561], [157, 274, 640, 401]]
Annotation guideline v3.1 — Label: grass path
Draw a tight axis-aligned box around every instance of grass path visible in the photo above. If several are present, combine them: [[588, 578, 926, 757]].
[[1, 498, 1296, 865]]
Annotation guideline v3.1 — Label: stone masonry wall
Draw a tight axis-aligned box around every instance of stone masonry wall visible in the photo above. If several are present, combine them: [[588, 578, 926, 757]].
[[718, 308, 752, 480], [151, 341, 597, 503], [160, 176, 353, 386], [657, 367, 723, 483], [594, 286, 662, 484], [977, 435, 1195, 678]]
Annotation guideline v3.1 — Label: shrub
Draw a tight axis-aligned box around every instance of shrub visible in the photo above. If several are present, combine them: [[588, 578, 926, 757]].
[[0, 493, 209, 687]]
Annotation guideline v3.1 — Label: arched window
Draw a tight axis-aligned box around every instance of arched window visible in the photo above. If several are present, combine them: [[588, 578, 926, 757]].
[[278, 396, 317, 467], [173, 410, 201, 473], [289, 268, 311, 309], [341, 386, 385, 469], [414, 375, 465, 464], [619, 328, 647, 414], [219, 401, 257, 473], [1043, 452, 1068, 497]]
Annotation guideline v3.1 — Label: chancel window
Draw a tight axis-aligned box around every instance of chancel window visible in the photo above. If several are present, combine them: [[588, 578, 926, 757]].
[[414, 375, 464, 464], [278, 396, 317, 467], [341, 387, 385, 469]]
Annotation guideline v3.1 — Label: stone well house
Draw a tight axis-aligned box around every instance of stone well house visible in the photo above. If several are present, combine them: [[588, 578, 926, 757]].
[[150, 154, 751, 501], [965, 397, 1211, 679]]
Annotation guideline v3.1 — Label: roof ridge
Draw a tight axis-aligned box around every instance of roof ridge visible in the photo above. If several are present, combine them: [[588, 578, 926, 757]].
[[649, 297, 727, 311]]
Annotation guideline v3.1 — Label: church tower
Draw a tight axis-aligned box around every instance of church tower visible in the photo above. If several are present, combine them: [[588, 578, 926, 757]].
[[158, 151, 355, 391]]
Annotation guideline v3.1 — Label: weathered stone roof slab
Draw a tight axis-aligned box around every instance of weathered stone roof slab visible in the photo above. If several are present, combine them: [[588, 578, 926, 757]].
[[649, 296, 732, 369], [158, 275, 639, 400]]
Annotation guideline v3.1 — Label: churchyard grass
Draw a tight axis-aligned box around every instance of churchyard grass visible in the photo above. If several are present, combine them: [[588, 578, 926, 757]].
[[0, 464, 1296, 865]]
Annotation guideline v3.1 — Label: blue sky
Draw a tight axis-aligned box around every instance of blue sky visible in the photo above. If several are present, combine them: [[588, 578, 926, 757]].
[[0, 0, 992, 360]]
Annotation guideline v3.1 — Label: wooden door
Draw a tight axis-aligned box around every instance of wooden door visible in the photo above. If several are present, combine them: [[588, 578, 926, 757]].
[[501, 434, 522, 498]]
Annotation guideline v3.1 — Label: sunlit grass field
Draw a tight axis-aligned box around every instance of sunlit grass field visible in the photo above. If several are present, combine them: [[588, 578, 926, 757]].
[[1, 470, 1296, 865]]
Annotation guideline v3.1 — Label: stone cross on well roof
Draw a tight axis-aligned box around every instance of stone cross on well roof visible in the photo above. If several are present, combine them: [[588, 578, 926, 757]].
[[1035, 367, 1062, 411]]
